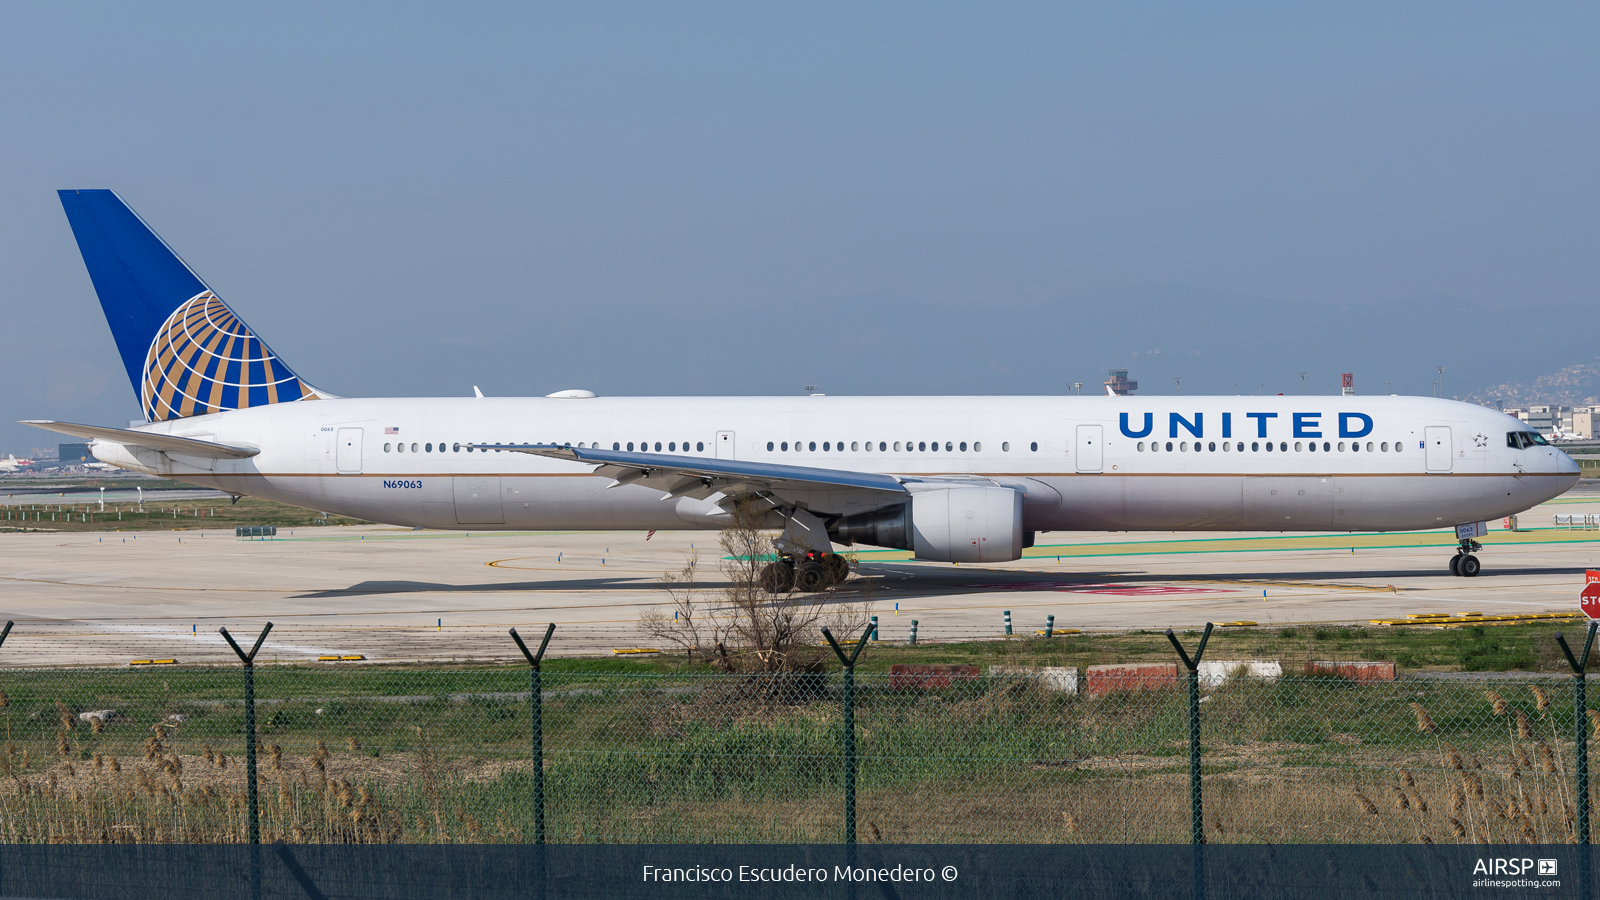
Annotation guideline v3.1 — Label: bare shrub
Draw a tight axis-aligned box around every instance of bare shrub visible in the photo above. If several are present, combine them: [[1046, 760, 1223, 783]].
[[641, 499, 870, 675]]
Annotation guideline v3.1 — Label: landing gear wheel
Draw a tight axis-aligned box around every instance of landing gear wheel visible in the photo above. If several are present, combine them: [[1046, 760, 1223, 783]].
[[1449, 555, 1461, 576], [1458, 554, 1481, 577], [793, 560, 828, 593], [760, 561, 795, 594], [821, 553, 850, 584]]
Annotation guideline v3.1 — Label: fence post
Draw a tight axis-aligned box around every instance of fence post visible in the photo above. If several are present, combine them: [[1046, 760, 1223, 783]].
[[1167, 623, 1213, 900], [1556, 623, 1598, 846], [1166, 624, 1213, 845], [821, 625, 872, 846], [0, 620, 12, 650], [510, 624, 556, 843], [220, 623, 273, 845]]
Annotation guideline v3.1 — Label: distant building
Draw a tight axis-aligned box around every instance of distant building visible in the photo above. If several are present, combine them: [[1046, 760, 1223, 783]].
[[1574, 407, 1600, 439], [1519, 405, 1574, 435], [1105, 369, 1138, 396], [57, 443, 91, 464]]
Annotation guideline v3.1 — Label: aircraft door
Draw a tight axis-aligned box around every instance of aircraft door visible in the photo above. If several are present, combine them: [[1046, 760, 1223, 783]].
[[1425, 427, 1452, 473], [715, 431, 735, 459], [1076, 425, 1103, 473], [336, 428, 363, 474], [454, 476, 504, 524]]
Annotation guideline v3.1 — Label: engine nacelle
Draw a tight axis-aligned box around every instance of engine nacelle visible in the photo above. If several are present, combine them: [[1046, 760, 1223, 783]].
[[830, 486, 1024, 563]]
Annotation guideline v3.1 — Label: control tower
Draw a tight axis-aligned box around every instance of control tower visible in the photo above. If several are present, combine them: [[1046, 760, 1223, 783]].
[[1105, 369, 1138, 396]]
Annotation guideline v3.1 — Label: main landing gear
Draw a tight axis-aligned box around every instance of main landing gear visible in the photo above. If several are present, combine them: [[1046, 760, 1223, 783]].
[[1449, 538, 1482, 577], [760, 551, 852, 594]]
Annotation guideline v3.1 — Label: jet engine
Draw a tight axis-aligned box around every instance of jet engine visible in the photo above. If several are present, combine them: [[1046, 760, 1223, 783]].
[[830, 486, 1024, 563]]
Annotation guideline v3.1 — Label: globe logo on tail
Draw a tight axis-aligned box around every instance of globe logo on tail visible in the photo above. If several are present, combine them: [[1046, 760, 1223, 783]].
[[140, 291, 315, 422]]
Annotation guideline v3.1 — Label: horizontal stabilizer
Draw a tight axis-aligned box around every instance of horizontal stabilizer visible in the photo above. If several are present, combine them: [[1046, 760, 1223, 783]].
[[18, 420, 260, 459]]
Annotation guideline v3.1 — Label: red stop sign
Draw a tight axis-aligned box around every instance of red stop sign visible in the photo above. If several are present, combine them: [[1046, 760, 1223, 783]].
[[1583, 581, 1600, 620]]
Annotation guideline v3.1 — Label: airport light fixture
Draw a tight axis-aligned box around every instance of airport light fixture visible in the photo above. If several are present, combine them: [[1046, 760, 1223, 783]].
[[1174, 377, 1181, 396], [1299, 372, 1307, 395], [1437, 366, 1445, 399]]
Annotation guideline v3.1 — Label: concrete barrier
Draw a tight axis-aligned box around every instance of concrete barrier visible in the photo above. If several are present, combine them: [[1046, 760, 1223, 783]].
[[888, 664, 980, 690], [1305, 660, 1395, 682], [1197, 660, 1282, 688], [989, 665, 1079, 694], [1084, 663, 1178, 698]]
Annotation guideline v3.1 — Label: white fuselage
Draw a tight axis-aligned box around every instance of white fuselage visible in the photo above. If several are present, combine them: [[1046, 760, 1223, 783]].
[[91, 394, 1578, 537]]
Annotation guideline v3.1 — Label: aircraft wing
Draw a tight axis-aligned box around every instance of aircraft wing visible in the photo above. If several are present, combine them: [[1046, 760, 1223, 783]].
[[18, 420, 261, 459], [480, 443, 909, 506]]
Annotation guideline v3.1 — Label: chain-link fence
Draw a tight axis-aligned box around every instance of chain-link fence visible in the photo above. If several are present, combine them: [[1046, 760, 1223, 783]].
[[1, 620, 1598, 846]]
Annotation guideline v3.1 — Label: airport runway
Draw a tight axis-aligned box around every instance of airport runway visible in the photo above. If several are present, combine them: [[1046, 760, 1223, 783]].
[[3, 488, 1600, 666]]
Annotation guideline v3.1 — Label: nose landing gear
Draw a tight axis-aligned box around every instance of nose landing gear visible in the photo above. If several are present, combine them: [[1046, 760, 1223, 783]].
[[1450, 538, 1482, 577]]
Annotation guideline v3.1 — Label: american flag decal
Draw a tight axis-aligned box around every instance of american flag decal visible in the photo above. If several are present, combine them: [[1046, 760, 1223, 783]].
[[385, 427, 399, 434]]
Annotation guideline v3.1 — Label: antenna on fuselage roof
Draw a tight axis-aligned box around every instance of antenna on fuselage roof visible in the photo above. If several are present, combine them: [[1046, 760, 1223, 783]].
[[473, 386, 485, 398]]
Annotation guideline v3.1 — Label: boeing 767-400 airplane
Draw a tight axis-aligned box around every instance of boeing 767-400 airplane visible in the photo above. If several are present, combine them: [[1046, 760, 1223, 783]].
[[24, 190, 1577, 591]]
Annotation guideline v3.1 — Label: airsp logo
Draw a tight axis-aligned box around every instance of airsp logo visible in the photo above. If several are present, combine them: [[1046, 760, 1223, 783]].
[[1472, 858, 1555, 876]]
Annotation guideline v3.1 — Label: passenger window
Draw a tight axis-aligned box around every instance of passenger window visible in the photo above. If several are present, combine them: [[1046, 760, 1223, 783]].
[[1137, 442, 1145, 451], [973, 442, 981, 451], [823, 442, 831, 452], [669, 442, 676, 452], [627, 443, 634, 451], [838, 441, 845, 452], [697, 442, 704, 451], [1208, 441, 1216, 452], [1222, 442, 1229, 452], [1280, 442, 1288, 452], [425, 443, 432, 452], [919, 442, 926, 451], [1263, 442, 1272, 452], [1165, 442, 1173, 452], [878, 442, 886, 451], [397, 443, 405, 454], [1380, 442, 1388, 452], [851, 442, 859, 451], [1338, 442, 1346, 452], [895, 442, 903, 451], [454, 443, 462, 452], [945, 442, 953, 451], [1322, 442, 1329, 452], [767, 441, 774, 451], [809, 441, 817, 451], [1308, 442, 1316, 453], [384, 443, 391, 453], [1294, 442, 1302, 452], [959, 442, 967, 452], [1001, 442, 1009, 452], [1365, 441, 1373, 452], [1180, 442, 1187, 452], [411, 443, 418, 453], [781, 442, 788, 451], [652, 442, 660, 451], [1030, 442, 1038, 452]]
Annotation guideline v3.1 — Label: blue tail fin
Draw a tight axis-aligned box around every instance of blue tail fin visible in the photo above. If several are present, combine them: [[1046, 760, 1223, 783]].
[[57, 190, 320, 422]]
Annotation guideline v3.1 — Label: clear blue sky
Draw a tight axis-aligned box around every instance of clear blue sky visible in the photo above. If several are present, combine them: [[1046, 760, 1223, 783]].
[[1, 3, 1595, 449]]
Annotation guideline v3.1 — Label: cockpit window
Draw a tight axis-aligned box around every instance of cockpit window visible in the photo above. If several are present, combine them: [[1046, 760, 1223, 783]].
[[1508, 431, 1550, 449], [1528, 432, 1551, 446]]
